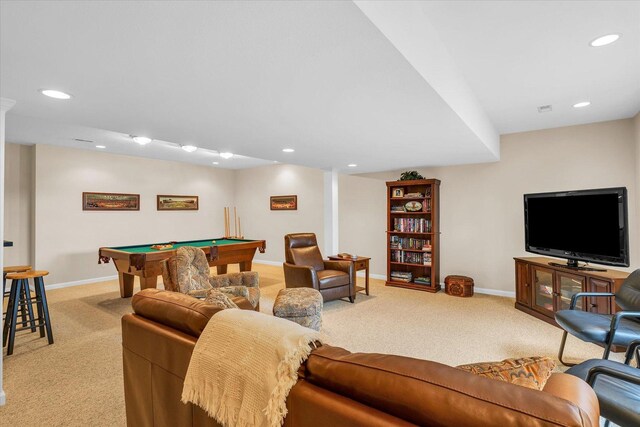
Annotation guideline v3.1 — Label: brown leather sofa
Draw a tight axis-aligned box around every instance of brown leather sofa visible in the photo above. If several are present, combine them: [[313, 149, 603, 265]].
[[283, 233, 355, 303], [122, 289, 600, 427]]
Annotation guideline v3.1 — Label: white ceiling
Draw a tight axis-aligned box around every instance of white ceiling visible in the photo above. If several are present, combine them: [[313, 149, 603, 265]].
[[1, 1, 638, 173], [421, 0, 640, 134]]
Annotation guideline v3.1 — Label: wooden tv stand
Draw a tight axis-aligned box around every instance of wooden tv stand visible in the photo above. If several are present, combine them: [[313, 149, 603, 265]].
[[514, 257, 629, 327]]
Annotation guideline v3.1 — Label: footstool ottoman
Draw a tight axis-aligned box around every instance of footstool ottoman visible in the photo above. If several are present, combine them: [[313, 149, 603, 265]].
[[273, 288, 323, 331]]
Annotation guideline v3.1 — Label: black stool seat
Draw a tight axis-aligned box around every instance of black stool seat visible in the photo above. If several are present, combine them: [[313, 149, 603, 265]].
[[3, 270, 53, 355]]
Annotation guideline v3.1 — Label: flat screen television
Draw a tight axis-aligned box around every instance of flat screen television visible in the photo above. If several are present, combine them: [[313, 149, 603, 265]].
[[524, 187, 629, 269]]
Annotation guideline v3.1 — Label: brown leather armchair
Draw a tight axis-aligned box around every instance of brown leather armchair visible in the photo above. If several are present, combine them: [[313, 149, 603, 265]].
[[283, 233, 355, 303]]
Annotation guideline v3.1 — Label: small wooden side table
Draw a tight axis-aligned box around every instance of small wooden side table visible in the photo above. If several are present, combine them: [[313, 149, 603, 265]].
[[328, 256, 371, 296]]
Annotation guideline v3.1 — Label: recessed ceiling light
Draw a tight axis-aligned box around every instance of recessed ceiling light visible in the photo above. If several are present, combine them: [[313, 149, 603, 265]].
[[181, 145, 198, 153], [348, 164, 357, 167], [212, 161, 219, 165], [131, 135, 152, 145], [590, 34, 620, 47], [282, 148, 295, 153], [219, 152, 233, 159], [96, 145, 106, 149], [573, 101, 591, 108], [39, 89, 72, 99]]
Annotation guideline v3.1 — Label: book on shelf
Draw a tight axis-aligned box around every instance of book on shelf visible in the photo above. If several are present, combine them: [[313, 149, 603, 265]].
[[393, 218, 432, 233], [414, 276, 431, 285], [390, 271, 412, 282], [389, 236, 431, 250]]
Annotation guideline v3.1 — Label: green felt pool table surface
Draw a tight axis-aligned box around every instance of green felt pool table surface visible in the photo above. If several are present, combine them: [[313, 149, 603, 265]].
[[109, 238, 258, 253]]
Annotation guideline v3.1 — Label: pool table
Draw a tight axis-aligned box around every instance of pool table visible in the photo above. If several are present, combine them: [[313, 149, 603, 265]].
[[99, 238, 266, 297]]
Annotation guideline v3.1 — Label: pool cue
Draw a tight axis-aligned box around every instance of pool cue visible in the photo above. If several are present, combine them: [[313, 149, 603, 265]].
[[238, 217, 242, 238], [224, 207, 229, 237], [234, 207, 238, 238], [226, 207, 230, 237]]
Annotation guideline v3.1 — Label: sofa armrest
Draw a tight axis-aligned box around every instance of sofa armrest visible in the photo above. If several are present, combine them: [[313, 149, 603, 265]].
[[323, 260, 354, 278], [283, 263, 319, 289], [542, 373, 600, 427]]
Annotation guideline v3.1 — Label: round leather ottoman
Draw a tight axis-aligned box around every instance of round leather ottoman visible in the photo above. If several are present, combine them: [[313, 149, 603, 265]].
[[273, 288, 323, 331]]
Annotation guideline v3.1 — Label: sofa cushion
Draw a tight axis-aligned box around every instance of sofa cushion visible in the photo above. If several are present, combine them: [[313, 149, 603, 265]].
[[457, 356, 556, 390], [317, 270, 350, 289], [132, 288, 252, 337], [302, 345, 594, 427], [132, 288, 222, 337]]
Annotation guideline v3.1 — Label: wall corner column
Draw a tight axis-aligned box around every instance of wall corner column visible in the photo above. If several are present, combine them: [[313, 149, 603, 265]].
[[323, 169, 339, 255], [0, 97, 16, 406]]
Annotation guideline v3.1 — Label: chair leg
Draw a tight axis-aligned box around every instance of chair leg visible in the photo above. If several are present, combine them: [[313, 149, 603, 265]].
[[603, 419, 610, 427], [558, 330, 576, 367], [3, 279, 18, 347], [349, 296, 355, 303], [602, 341, 613, 360], [36, 277, 54, 344], [22, 280, 37, 333], [6, 279, 23, 355]]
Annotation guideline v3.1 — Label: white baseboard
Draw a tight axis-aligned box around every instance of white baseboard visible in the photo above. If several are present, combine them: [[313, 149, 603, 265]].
[[253, 260, 283, 267], [473, 287, 515, 298], [46, 275, 118, 290]]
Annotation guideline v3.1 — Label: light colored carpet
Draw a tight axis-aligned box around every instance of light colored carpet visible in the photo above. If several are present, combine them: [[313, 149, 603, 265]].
[[1, 263, 621, 426]]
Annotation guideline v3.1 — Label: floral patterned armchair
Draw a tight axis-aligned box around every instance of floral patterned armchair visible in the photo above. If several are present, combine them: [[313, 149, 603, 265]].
[[161, 246, 260, 310]]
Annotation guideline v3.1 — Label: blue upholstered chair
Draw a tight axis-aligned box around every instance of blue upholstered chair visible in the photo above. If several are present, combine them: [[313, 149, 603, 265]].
[[555, 269, 640, 366]]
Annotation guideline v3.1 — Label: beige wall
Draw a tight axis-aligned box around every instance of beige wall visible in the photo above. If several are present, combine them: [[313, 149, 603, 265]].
[[5, 117, 638, 291], [338, 174, 387, 276], [363, 118, 638, 294], [235, 164, 325, 265], [3, 143, 34, 266], [33, 144, 235, 284]]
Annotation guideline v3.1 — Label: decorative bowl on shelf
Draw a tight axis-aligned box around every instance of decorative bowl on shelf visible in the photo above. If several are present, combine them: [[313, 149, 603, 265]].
[[404, 201, 423, 212]]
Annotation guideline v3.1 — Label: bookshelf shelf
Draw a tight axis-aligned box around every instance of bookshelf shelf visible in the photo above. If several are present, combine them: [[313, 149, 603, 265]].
[[390, 211, 431, 215], [386, 179, 440, 293], [387, 231, 433, 235], [390, 261, 431, 267]]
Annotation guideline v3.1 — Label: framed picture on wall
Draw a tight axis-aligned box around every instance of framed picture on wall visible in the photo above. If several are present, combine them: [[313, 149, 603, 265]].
[[82, 192, 140, 211], [157, 195, 199, 211], [270, 195, 297, 211]]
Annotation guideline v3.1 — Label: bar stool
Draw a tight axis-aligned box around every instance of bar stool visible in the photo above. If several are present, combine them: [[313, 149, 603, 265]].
[[3, 265, 32, 296], [3, 265, 34, 332], [3, 270, 54, 355]]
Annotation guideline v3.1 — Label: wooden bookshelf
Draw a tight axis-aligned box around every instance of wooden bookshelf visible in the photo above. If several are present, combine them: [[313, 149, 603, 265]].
[[386, 179, 440, 292]]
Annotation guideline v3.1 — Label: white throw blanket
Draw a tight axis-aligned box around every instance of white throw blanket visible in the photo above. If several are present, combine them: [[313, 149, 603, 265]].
[[181, 309, 323, 427]]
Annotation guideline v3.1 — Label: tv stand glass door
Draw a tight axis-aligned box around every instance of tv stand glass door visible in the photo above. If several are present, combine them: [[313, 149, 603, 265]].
[[532, 267, 586, 315]]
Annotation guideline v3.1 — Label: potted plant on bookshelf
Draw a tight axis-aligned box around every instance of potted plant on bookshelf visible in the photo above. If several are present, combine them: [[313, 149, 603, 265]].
[[399, 171, 424, 181]]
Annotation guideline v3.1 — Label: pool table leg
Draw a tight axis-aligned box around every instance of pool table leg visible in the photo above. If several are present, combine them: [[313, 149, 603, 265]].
[[119, 273, 135, 298], [216, 265, 228, 275], [140, 275, 158, 291], [239, 261, 252, 272]]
